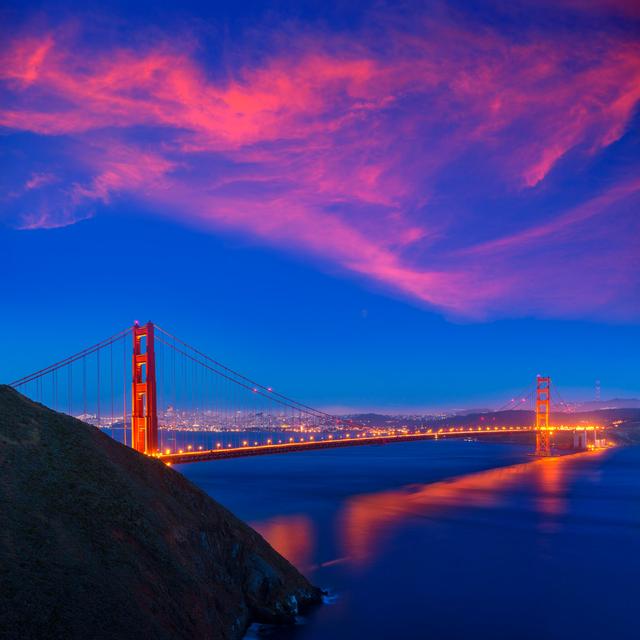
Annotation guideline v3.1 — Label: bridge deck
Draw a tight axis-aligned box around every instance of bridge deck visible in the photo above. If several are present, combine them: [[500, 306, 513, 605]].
[[157, 426, 538, 465]]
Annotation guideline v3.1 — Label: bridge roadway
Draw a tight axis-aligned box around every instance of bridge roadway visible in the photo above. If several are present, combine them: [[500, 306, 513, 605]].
[[157, 425, 539, 465]]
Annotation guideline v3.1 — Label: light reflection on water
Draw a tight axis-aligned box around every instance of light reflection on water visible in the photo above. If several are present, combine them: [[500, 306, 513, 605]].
[[339, 452, 586, 566], [252, 514, 316, 573], [178, 442, 640, 640]]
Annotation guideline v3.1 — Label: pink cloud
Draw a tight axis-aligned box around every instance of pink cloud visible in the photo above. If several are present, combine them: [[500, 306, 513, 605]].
[[15, 208, 92, 231], [462, 178, 640, 257], [1, 9, 639, 319], [24, 172, 57, 190]]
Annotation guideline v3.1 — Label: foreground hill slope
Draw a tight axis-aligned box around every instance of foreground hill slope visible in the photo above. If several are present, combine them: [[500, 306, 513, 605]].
[[0, 386, 320, 640]]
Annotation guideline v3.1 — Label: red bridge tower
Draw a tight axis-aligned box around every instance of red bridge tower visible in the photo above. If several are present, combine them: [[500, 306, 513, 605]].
[[131, 321, 158, 454], [535, 375, 552, 456]]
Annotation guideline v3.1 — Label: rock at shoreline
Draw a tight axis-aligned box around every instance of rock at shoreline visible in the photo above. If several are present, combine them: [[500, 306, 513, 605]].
[[0, 385, 321, 640]]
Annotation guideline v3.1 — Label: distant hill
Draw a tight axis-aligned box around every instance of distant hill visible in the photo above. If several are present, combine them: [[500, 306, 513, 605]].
[[344, 408, 640, 429], [572, 398, 640, 410], [434, 408, 640, 428], [0, 386, 320, 640]]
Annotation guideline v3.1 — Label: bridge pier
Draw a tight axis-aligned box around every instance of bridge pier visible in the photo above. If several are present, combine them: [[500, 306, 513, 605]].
[[594, 428, 605, 448], [572, 430, 588, 450], [536, 430, 552, 456]]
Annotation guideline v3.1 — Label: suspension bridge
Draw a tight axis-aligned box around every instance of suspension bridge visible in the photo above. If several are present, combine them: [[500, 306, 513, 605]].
[[9, 321, 605, 464]]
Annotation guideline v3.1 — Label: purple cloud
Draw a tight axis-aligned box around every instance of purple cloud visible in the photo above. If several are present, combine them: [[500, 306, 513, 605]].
[[1, 5, 638, 319]]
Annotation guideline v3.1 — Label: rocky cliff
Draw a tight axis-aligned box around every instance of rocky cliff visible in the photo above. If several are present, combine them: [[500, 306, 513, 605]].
[[0, 385, 320, 640]]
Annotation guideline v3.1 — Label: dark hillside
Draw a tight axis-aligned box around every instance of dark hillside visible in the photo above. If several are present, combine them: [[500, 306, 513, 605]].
[[0, 386, 320, 640]]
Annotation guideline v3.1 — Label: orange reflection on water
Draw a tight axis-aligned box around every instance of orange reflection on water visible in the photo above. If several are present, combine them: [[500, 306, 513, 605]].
[[340, 450, 604, 566], [533, 456, 567, 518], [251, 513, 315, 571]]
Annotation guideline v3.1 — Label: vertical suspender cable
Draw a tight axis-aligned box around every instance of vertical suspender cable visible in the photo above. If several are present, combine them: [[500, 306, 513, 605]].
[[83, 357, 87, 419], [110, 341, 114, 433], [122, 335, 127, 446], [97, 349, 101, 427]]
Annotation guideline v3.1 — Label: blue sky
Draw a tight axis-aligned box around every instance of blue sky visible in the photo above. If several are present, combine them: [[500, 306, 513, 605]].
[[2, 208, 637, 411], [1, 0, 639, 410]]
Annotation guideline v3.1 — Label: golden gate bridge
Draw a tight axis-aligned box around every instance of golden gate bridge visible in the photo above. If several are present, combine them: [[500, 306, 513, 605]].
[[9, 321, 605, 464]]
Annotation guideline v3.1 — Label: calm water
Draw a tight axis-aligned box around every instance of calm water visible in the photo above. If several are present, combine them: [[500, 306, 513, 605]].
[[178, 441, 640, 639]]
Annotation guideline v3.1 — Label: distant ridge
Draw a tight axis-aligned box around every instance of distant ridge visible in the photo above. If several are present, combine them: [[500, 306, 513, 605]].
[[571, 398, 640, 410], [0, 386, 320, 640], [343, 407, 640, 429]]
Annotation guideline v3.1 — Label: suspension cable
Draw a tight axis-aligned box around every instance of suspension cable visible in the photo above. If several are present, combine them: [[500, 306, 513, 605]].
[[495, 386, 536, 413], [155, 324, 336, 420], [10, 327, 132, 388], [154, 334, 327, 417]]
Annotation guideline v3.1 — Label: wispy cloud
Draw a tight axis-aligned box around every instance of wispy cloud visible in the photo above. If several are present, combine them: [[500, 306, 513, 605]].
[[1, 4, 638, 318], [24, 172, 57, 191]]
